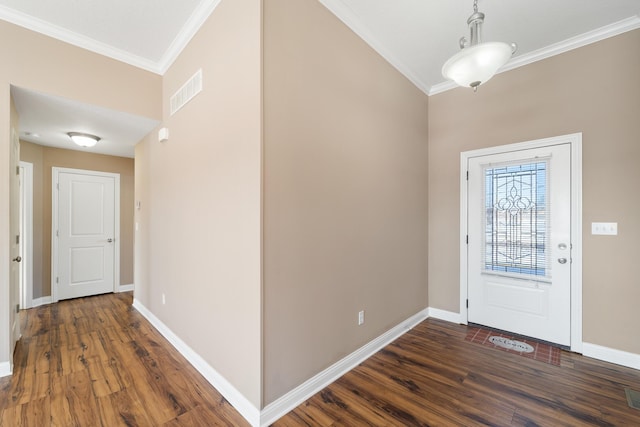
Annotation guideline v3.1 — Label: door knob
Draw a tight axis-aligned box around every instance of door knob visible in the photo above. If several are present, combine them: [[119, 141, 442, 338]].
[[107, 238, 113, 243], [13, 256, 22, 262], [558, 258, 567, 264]]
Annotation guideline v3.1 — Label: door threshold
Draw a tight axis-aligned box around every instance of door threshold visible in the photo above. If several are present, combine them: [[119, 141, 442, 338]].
[[467, 322, 570, 351]]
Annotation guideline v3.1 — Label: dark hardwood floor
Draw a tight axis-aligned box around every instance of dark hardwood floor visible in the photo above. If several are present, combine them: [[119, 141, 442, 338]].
[[276, 320, 640, 426], [1, 292, 639, 426], [0, 292, 249, 426]]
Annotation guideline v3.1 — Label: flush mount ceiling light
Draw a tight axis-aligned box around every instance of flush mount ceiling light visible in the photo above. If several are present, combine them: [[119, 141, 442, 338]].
[[68, 132, 100, 147], [442, 0, 516, 91]]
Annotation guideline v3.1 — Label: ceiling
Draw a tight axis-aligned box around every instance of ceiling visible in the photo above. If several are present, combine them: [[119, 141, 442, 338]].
[[12, 86, 159, 158], [2, 0, 640, 157]]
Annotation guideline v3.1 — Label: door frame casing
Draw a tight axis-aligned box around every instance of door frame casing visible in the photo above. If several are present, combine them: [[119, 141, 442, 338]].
[[19, 161, 33, 309], [51, 167, 120, 303], [459, 133, 583, 353]]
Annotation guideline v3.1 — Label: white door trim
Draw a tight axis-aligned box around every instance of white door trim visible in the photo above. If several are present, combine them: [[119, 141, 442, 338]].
[[51, 167, 120, 303], [460, 133, 583, 352], [19, 161, 33, 309]]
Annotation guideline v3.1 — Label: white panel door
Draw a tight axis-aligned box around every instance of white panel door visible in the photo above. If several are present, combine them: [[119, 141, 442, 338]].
[[55, 170, 117, 300], [467, 143, 571, 346]]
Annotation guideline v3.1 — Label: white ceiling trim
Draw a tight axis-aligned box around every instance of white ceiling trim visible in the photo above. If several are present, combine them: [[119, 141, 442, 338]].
[[502, 16, 640, 77], [156, 0, 222, 74], [318, 0, 430, 95], [0, 0, 223, 76], [428, 15, 640, 96], [0, 4, 160, 73]]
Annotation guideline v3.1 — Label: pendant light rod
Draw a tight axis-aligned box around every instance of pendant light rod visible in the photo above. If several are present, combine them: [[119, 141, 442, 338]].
[[462, 0, 484, 48]]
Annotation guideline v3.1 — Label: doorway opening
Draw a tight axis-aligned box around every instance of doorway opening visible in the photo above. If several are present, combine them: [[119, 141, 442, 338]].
[[459, 133, 583, 352]]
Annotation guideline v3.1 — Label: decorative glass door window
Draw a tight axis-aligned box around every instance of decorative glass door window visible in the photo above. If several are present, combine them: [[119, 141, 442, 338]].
[[483, 160, 550, 280]]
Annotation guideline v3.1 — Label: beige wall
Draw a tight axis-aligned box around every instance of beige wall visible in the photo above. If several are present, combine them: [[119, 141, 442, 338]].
[[263, 0, 429, 405], [5, 0, 639, 415], [0, 19, 160, 367], [428, 29, 640, 355], [20, 141, 135, 298], [134, 0, 262, 407]]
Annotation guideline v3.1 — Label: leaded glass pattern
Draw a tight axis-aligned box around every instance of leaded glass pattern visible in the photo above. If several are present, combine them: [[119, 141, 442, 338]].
[[483, 161, 549, 279]]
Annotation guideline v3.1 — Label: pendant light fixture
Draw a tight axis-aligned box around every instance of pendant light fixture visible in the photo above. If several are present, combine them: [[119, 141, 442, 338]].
[[442, 0, 516, 91], [68, 132, 100, 147]]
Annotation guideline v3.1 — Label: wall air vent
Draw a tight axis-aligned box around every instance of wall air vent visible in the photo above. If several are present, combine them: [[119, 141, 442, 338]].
[[170, 69, 203, 116]]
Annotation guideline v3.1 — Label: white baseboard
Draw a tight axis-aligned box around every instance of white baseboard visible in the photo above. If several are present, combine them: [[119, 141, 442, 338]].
[[132, 299, 261, 427], [118, 284, 134, 292], [582, 342, 640, 370], [260, 308, 429, 426], [31, 296, 52, 308], [427, 307, 463, 324], [0, 361, 11, 378]]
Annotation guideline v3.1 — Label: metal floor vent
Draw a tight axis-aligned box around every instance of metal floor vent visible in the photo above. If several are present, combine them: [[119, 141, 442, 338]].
[[625, 388, 640, 410]]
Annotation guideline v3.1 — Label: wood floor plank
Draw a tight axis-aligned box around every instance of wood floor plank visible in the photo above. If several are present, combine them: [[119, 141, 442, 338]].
[[303, 387, 396, 426], [50, 370, 101, 427], [0, 396, 50, 427], [95, 388, 155, 427], [353, 362, 516, 426], [286, 403, 336, 427], [162, 403, 249, 427]]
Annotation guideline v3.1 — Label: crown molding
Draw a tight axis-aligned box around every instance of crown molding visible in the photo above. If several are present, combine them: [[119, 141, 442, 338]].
[[157, 0, 223, 74], [0, 0, 224, 76], [0, 4, 161, 74], [318, 0, 431, 95], [502, 15, 640, 74], [429, 15, 640, 96], [428, 80, 458, 96]]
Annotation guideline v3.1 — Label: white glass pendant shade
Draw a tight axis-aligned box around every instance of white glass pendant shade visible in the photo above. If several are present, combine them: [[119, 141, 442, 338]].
[[442, 41, 513, 89], [68, 132, 100, 147]]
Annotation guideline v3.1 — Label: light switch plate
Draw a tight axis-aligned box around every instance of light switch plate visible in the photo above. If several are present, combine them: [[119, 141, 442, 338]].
[[591, 222, 617, 235]]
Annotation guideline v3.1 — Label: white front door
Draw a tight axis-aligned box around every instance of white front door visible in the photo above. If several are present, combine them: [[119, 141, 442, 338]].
[[54, 168, 119, 301], [467, 142, 572, 346]]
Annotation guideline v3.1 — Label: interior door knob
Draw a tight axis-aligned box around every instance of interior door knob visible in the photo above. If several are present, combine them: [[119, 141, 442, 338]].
[[13, 256, 22, 262], [107, 238, 113, 243], [558, 258, 567, 264]]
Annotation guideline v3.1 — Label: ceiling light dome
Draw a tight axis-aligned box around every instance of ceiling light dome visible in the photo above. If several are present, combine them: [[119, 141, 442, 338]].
[[68, 132, 100, 147], [442, 0, 516, 91]]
